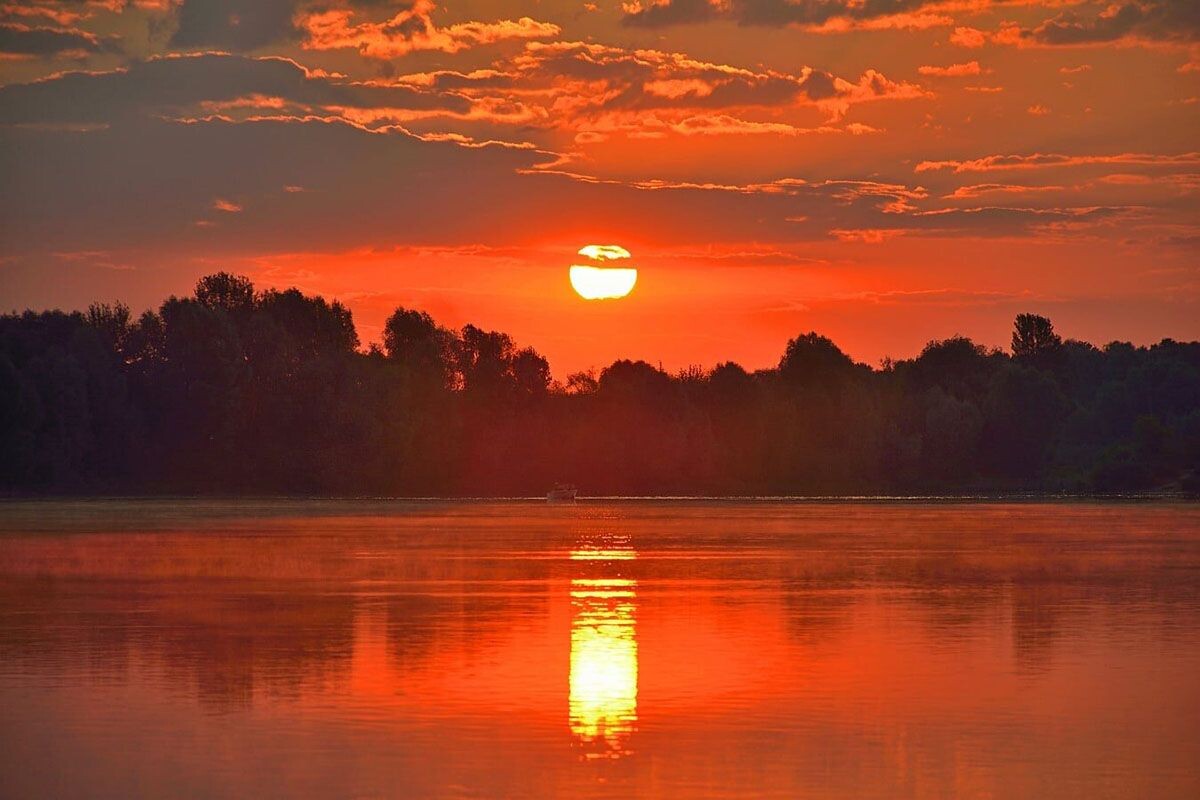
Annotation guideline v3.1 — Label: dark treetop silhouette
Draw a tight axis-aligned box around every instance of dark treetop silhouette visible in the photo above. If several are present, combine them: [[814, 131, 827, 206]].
[[2, 273, 1198, 495]]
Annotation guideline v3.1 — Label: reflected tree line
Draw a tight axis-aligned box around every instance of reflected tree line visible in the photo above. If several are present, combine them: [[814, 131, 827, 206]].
[[3, 507, 1194, 710], [2, 272, 1198, 495]]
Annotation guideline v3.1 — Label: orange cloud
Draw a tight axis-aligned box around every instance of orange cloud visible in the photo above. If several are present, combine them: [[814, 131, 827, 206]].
[[946, 183, 1066, 199], [0, 3, 83, 26], [643, 79, 715, 99], [622, 0, 953, 33], [299, 0, 560, 59], [918, 61, 982, 77], [916, 152, 1200, 173], [398, 40, 927, 142], [802, 12, 952, 33], [831, 228, 905, 243], [949, 26, 987, 47]]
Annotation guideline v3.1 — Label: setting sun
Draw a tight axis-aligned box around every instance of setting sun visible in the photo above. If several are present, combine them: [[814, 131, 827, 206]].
[[570, 245, 638, 300], [569, 266, 638, 300]]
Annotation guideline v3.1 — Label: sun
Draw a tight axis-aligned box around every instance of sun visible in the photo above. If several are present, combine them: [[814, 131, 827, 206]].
[[570, 266, 638, 300], [570, 245, 637, 300]]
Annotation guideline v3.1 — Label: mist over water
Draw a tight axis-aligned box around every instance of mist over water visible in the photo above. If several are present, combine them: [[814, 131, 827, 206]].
[[1, 500, 1198, 799]]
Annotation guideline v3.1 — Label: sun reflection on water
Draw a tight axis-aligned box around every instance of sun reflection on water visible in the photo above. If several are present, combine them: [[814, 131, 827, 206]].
[[569, 538, 638, 758]]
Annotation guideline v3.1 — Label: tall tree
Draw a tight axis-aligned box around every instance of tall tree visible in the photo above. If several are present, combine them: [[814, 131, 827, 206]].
[[1012, 313, 1063, 359]]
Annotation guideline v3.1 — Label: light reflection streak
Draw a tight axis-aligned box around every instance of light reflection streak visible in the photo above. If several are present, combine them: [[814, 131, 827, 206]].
[[568, 539, 638, 758]]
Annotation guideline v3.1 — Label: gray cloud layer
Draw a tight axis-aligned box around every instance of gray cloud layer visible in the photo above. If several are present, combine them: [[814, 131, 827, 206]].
[[1025, 0, 1200, 46], [0, 53, 469, 125], [170, 0, 300, 51], [622, 0, 929, 28], [0, 21, 118, 56]]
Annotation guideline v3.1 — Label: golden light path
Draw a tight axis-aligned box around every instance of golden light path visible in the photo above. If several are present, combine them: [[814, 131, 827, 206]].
[[569, 539, 638, 758], [570, 244, 638, 300]]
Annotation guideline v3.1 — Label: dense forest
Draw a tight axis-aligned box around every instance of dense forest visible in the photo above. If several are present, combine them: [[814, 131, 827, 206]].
[[2, 273, 1198, 496]]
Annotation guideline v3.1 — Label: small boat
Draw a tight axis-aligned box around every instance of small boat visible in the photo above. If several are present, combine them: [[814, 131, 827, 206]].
[[546, 484, 578, 502]]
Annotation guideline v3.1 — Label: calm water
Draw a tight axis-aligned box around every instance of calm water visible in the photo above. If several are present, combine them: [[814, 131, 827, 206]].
[[1, 500, 1198, 799]]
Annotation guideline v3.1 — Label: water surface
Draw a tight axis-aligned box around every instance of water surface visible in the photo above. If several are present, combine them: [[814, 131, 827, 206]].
[[1, 500, 1198, 798]]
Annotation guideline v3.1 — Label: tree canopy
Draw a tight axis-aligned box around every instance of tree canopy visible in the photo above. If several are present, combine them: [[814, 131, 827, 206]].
[[2, 275, 1197, 496]]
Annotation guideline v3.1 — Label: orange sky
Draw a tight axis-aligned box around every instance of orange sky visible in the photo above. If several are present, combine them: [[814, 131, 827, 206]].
[[1, 0, 1197, 375]]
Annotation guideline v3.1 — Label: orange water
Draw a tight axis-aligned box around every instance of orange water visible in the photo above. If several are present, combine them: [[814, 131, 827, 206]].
[[1, 500, 1198, 798]]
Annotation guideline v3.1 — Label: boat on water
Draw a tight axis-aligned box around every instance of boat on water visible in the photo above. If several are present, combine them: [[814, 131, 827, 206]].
[[546, 484, 578, 502]]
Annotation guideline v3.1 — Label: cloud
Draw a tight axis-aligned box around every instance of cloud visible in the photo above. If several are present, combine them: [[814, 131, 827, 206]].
[[406, 40, 927, 138], [916, 152, 1200, 173], [297, 0, 559, 59], [0, 53, 470, 125], [2, 109, 1137, 273], [918, 61, 982, 77], [621, 0, 947, 32], [946, 183, 1066, 199], [1018, 1, 1200, 47], [949, 26, 987, 47], [0, 4, 85, 27], [0, 116, 553, 257], [619, 0, 717, 28], [170, 0, 299, 51], [163, 0, 561, 57], [0, 39, 923, 155], [831, 228, 905, 243], [904, 204, 1135, 239], [820, 287, 1045, 308], [0, 21, 118, 56], [666, 115, 821, 136], [627, 114, 882, 137]]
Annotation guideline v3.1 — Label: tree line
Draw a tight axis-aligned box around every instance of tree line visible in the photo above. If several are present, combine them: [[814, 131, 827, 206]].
[[2, 273, 1197, 495]]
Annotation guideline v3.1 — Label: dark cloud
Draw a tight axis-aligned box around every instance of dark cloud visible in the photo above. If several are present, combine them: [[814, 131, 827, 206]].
[[798, 70, 838, 101], [170, 0, 300, 51], [0, 116, 734, 256], [0, 112, 1132, 266], [1024, 0, 1199, 46], [620, 0, 717, 27], [0, 22, 118, 56], [623, 0, 928, 29], [165, 0, 475, 53], [0, 53, 469, 125]]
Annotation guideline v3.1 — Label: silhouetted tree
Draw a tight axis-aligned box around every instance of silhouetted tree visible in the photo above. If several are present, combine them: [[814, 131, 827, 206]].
[[85, 302, 132, 359], [779, 333, 857, 384], [511, 347, 550, 397], [982, 363, 1068, 480], [257, 288, 358, 363], [383, 307, 457, 386], [458, 325, 515, 397], [2, 289, 1196, 496], [1012, 313, 1063, 359], [911, 337, 994, 394], [922, 388, 982, 482], [564, 370, 598, 395], [708, 362, 753, 406], [598, 360, 674, 406], [194, 272, 255, 315]]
